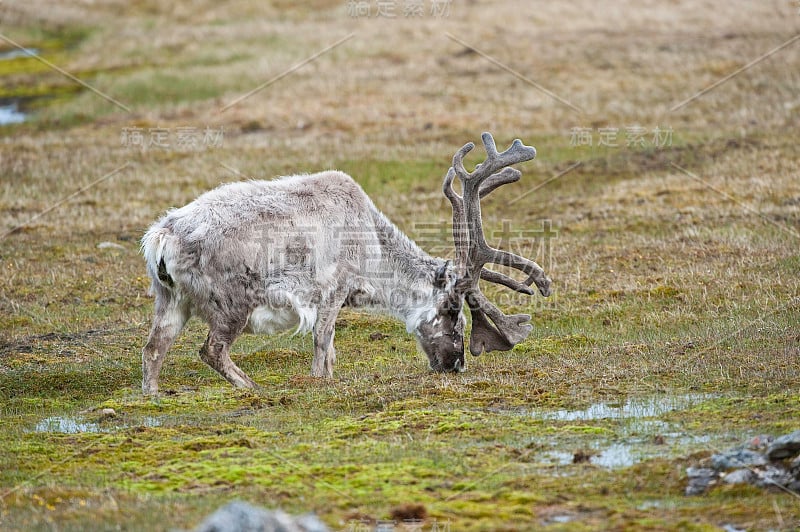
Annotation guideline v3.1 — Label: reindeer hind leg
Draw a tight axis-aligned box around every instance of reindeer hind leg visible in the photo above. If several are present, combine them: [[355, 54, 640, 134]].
[[142, 290, 189, 395]]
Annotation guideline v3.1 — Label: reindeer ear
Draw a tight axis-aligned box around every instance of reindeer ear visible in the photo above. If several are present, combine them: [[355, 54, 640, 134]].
[[433, 260, 452, 289]]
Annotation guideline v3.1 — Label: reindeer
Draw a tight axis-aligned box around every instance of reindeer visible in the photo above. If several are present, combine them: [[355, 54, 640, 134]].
[[140, 133, 552, 395]]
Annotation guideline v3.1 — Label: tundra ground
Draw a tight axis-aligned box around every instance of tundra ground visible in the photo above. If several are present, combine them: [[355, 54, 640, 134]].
[[1, 1, 799, 530]]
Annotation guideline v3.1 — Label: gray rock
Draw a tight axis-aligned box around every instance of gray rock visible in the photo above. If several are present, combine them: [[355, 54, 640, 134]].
[[790, 454, 800, 475], [754, 465, 794, 489], [193, 501, 329, 532], [293, 515, 329, 532], [721, 525, 745, 532], [745, 434, 773, 451], [723, 469, 755, 485], [685, 467, 719, 496], [766, 430, 800, 461], [711, 449, 767, 470]]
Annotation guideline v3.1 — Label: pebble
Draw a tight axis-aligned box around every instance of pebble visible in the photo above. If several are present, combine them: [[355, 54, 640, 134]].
[[711, 449, 767, 470], [745, 434, 773, 451], [685, 467, 718, 495], [722, 469, 754, 485], [754, 465, 794, 489], [194, 501, 328, 532], [766, 430, 800, 461], [686, 429, 800, 496]]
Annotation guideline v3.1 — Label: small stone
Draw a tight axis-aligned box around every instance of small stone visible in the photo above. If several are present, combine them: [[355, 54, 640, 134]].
[[711, 449, 767, 470], [687, 467, 714, 478], [746, 434, 773, 451], [766, 430, 800, 461], [721, 525, 745, 532], [754, 465, 794, 489], [369, 332, 388, 341], [390, 503, 427, 522], [685, 467, 718, 496], [790, 454, 800, 474], [194, 501, 329, 532], [723, 469, 754, 485], [573, 449, 594, 463]]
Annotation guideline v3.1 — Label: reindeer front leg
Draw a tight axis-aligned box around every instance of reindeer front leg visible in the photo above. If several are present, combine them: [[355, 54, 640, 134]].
[[199, 314, 258, 389], [312, 293, 347, 377]]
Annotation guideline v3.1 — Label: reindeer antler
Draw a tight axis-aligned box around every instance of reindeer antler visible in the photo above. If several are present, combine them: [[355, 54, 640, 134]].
[[443, 132, 552, 355]]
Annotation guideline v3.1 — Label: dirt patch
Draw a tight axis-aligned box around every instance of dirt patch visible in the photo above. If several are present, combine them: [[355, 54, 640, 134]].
[[0, 327, 133, 357]]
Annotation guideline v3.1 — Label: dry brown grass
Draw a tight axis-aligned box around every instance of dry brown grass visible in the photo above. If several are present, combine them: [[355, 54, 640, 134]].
[[1, 0, 798, 429], [1, 0, 799, 530], [1, 0, 797, 420]]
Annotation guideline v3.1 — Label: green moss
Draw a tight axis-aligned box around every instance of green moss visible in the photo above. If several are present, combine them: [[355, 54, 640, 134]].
[[0, 27, 91, 120], [648, 285, 681, 298]]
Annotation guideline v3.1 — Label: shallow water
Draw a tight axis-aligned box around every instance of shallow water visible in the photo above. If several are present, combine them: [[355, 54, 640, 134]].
[[33, 415, 162, 434], [0, 48, 39, 60], [0, 47, 41, 124], [527, 393, 720, 469], [0, 102, 26, 125], [34, 416, 101, 434], [537, 393, 715, 423]]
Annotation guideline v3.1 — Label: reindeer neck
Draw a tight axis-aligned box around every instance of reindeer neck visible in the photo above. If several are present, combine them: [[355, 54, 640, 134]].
[[366, 209, 443, 332]]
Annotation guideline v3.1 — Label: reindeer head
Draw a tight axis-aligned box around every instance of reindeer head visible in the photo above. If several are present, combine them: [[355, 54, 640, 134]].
[[414, 260, 470, 372], [423, 132, 552, 370]]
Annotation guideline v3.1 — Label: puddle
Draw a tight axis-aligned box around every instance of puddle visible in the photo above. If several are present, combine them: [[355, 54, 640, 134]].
[[35, 416, 101, 434], [0, 48, 39, 60], [0, 48, 40, 124], [33, 415, 162, 434], [541, 450, 574, 466], [541, 432, 713, 469], [591, 442, 637, 468], [540, 445, 640, 468], [522, 394, 721, 470], [0, 101, 26, 125], [538, 393, 714, 422]]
